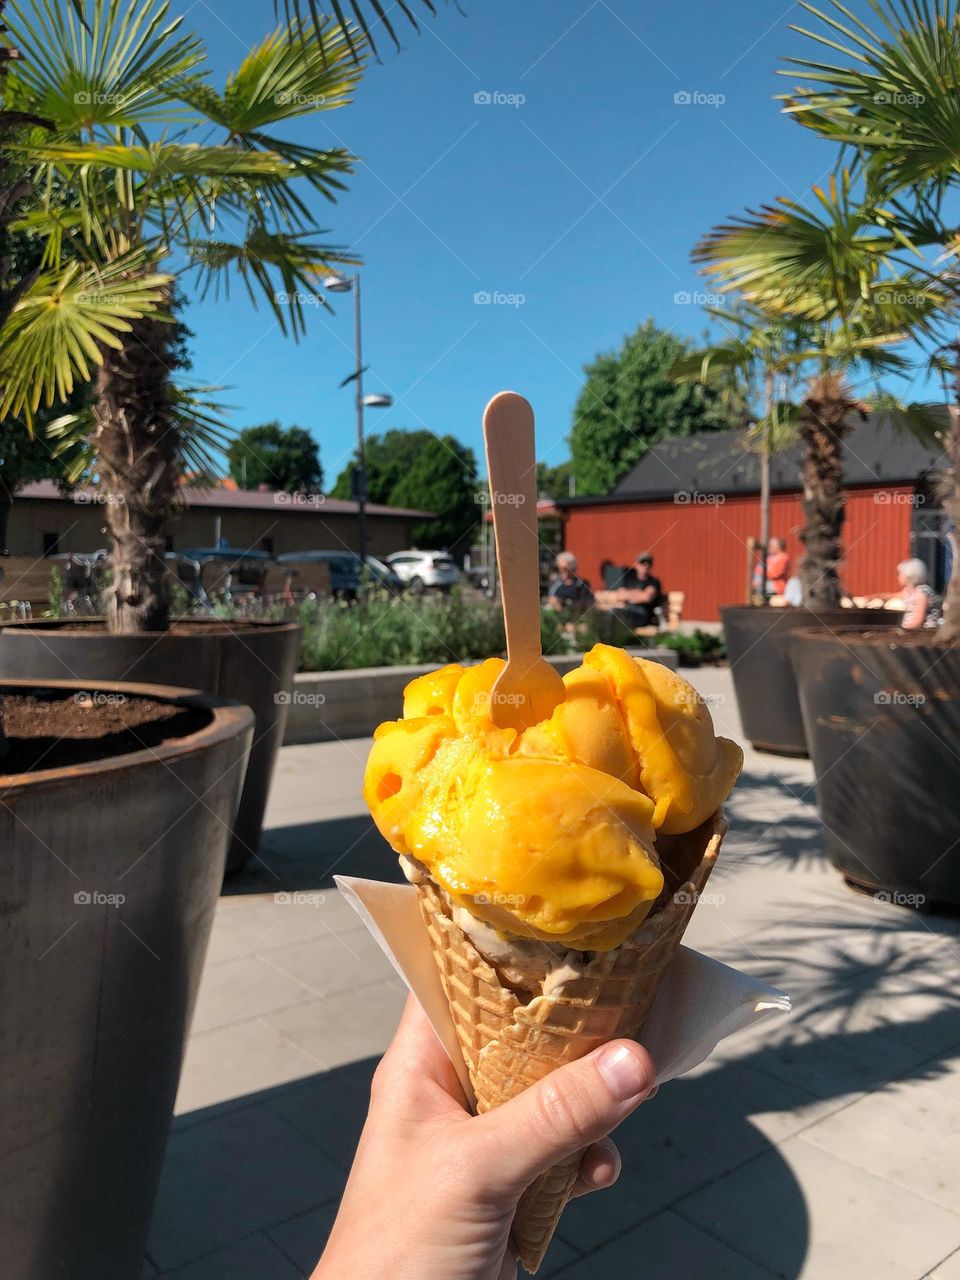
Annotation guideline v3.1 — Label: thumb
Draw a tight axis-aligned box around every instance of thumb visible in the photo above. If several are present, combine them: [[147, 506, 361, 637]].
[[472, 1040, 655, 1199]]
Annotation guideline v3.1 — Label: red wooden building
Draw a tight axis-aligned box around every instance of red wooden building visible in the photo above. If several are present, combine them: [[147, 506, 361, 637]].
[[558, 411, 950, 622]]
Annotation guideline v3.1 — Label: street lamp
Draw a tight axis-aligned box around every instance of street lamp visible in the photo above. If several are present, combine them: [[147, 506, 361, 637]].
[[322, 274, 393, 565]]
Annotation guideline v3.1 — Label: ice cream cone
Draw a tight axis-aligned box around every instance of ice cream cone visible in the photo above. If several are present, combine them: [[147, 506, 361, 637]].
[[416, 809, 727, 1273]]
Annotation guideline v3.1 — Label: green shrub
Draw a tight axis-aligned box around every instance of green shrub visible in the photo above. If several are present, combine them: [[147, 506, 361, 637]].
[[653, 628, 725, 666], [297, 592, 571, 671]]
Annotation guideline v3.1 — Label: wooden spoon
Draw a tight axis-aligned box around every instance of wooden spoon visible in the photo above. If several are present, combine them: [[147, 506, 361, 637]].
[[483, 391, 565, 731]]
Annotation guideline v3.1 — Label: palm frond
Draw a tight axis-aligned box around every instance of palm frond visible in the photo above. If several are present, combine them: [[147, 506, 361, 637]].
[[276, 0, 441, 62], [188, 227, 357, 337], [0, 254, 170, 419], [10, 0, 202, 132]]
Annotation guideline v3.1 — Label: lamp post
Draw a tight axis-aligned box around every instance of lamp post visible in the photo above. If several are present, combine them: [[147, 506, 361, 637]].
[[323, 273, 393, 565]]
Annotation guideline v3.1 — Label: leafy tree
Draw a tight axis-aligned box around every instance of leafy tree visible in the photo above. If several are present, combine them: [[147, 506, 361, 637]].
[[569, 318, 747, 495], [331, 428, 479, 551], [536, 460, 574, 500], [228, 422, 322, 492], [1, 0, 361, 633]]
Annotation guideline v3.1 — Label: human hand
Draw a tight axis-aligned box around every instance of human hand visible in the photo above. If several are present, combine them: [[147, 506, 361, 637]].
[[312, 995, 655, 1280]]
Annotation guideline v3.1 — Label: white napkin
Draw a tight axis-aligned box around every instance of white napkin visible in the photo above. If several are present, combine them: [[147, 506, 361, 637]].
[[336, 875, 790, 1106]]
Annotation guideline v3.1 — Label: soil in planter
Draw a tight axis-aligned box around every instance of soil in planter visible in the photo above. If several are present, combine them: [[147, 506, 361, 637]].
[[0, 692, 211, 773], [21, 618, 277, 636]]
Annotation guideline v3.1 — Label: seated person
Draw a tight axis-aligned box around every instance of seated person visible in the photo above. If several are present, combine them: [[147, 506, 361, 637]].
[[546, 551, 594, 612], [898, 557, 938, 629], [607, 551, 664, 629]]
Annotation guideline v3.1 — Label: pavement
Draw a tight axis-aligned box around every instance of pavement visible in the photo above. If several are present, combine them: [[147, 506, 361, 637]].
[[145, 666, 960, 1279]]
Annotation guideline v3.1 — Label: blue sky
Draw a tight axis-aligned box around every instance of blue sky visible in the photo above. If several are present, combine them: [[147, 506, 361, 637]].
[[179, 0, 932, 487]]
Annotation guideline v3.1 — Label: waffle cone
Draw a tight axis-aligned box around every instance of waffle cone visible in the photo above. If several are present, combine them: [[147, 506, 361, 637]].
[[415, 809, 727, 1273]]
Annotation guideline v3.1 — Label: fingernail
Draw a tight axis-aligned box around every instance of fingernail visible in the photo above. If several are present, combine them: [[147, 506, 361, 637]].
[[597, 1042, 650, 1101]]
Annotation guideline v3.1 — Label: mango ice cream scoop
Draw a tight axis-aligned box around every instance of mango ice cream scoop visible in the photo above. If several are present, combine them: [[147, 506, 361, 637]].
[[364, 644, 742, 952]]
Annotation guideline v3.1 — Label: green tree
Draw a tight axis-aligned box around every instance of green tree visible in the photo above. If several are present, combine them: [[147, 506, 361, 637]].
[[1, 0, 361, 633], [536, 460, 574, 499], [331, 428, 478, 551], [778, 0, 960, 634], [569, 318, 747, 495], [228, 422, 322, 492]]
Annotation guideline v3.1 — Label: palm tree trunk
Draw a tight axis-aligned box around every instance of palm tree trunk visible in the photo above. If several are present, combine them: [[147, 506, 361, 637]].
[[93, 282, 180, 634], [756, 371, 773, 602], [798, 373, 865, 610]]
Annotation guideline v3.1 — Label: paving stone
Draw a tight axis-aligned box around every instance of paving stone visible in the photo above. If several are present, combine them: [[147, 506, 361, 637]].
[[267, 1203, 339, 1273], [929, 1247, 960, 1278], [799, 1052, 960, 1212], [675, 1135, 960, 1279], [260, 926, 396, 998], [553, 1208, 778, 1279], [148, 1105, 344, 1271], [175, 1018, 327, 1114], [264, 979, 405, 1071], [156, 1233, 301, 1280], [189, 954, 318, 1034], [265, 1058, 377, 1170]]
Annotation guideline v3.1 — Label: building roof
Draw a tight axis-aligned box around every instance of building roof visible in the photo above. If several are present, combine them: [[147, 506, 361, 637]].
[[17, 480, 433, 520], [558, 407, 951, 506]]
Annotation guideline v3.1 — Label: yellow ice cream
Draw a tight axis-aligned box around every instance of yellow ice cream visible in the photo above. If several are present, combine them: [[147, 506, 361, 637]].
[[364, 644, 742, 951]]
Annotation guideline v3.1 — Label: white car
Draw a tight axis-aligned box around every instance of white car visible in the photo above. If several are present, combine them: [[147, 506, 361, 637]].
[[386, 550, 460, 593]]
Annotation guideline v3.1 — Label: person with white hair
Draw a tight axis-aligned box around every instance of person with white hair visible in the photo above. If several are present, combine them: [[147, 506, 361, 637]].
[[547, 550, 594, 613], [897, 557, 937, 630]]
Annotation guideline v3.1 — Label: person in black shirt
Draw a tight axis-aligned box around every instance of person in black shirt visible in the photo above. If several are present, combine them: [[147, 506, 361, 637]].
[[609, 551, 664, 629], [546, 551, 594, 614]]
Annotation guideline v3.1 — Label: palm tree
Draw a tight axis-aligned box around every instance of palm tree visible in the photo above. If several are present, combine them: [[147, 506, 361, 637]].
[[672, 305, 813, 598], [0, 0, 362, 633], [777, 0, 960, 636], [693, 176, 945, 608]]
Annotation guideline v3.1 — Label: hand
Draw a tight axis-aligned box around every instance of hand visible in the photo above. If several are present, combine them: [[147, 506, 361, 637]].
[[312, 995, 655, 1280]]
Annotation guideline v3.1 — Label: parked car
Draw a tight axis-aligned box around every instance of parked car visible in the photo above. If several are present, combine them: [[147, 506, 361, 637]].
[[277, 550, 403, 600], [386, 550, 460, 593]]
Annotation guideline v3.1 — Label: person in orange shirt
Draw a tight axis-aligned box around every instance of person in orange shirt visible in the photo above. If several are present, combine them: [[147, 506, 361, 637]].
[[753, 537, 791, 597]]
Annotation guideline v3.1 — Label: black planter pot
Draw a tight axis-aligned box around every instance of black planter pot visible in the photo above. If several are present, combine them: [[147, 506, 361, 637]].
[[720, 605, 894, 755], [790, 630, 960, 909], [0, 619, 301, 871], [0, 678, 253, 1280]]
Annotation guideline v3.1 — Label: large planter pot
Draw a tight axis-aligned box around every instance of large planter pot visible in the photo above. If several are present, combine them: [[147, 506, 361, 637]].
[[0, 619, 301, 872], [790, 630, 960, 909], [720, 605, 894, 755], [0, 678, 254, 1280]]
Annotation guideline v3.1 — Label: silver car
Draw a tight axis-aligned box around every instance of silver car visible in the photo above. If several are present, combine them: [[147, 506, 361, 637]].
[[386, 550, 460, 594]]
